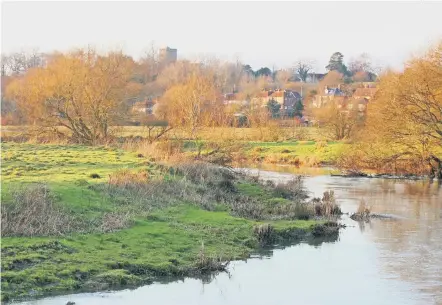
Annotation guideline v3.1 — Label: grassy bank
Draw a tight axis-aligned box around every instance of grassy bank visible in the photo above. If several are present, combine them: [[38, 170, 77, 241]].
[[1, 143, 341, 302], [1, 125, 346, 167], [182, 140, 347, 167]]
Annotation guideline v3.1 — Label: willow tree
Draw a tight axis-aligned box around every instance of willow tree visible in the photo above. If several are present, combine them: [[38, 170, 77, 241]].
[[312, 103, 361, 140], [6, 48, 136, 145], [154, 73, 222, 139], [341, 42, 442, 178]]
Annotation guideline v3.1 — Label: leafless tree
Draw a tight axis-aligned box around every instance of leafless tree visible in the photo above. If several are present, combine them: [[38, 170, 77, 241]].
[[348, 53, 375, 74], [140, 42, 161, 82], [1, 49, 45, 75], [274, 70, 291, 89], [294, 59, 315, 82], [1, 55, 9, 76]]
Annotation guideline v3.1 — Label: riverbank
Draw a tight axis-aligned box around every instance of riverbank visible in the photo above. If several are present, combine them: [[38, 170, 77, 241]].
[[173, 140, 346, 168], [1, 143, 341, 302]]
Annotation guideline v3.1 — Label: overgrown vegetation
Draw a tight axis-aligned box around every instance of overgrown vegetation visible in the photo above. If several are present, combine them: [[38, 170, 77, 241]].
[[337, 43, 442, 179], [1, 143, 341, 302]]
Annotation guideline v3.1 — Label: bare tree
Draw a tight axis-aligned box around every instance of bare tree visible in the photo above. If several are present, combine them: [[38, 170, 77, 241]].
[[1, 55, 9, 76], [275, 70, 291, 89], [294, 59, 315, 82], [6, 52, 27, 75], [1, 49, 45, 76], [140, 42, 160, 83], [25, 49, 44, 69]]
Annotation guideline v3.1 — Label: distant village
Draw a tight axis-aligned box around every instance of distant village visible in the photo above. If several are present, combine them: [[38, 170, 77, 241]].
[[1, 45, 379, 127], [130, 46, 379, 126]]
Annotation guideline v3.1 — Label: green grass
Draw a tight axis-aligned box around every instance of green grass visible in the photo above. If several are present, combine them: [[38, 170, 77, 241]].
[[1, 142, 336, 302], [1, 142, 152, 216], [245, 141, 347, 165], [183, 139, 347, 166]]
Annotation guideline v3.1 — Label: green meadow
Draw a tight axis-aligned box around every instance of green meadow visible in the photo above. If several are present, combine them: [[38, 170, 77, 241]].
[[1, 142, 339, 302]]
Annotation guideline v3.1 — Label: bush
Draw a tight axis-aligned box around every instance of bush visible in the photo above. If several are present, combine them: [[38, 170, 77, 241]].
[[253, 224, 274, 245], [312, 191, 342, 217], [273, 176, 308, 200]]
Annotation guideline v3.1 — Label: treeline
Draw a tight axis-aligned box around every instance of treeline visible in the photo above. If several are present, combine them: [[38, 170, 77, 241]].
[[1, 46, 374, 142], [1, 46, 379, 127]]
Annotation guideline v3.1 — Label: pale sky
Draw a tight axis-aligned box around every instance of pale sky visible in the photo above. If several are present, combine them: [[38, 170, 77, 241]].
[[2, 1, 442, 72]]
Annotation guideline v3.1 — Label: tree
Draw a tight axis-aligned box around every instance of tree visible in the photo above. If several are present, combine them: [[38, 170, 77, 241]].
[[313, 103, 361, 140], [352, 71, 373, 82], [1, 55, 9, 76], [274, 70, 291, 89], [348, 53, 378, 81], [326, 52, 348, 76], [139, 42, 161, 82], [247, 106, 271, 140], [2, 50, 45, 76], [293, 99, 304, 117], [243, 64, 254, 76], [318, 71, 344, 91], [294, 60, 314, 82], [6, 48, 135, 144], [155, 73, 221, 138], [155, 60, 200, 90], [267, 99, 281, 118], [342, 42, 442, 178], [255, 67, 272, 78]]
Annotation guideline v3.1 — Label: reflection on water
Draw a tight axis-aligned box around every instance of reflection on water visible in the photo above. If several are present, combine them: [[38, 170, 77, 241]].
[[16, 170, 442, 305]]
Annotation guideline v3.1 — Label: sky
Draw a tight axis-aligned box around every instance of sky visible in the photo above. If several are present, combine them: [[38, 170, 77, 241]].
[[2, 1, 442, 72]]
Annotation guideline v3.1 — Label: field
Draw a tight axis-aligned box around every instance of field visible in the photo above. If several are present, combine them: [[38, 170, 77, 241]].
[[1, 142, 340, 302], [240, 141, 346, 166], [1, 125, 346, 168], [182, 140, 347, 167], [1, 125, 327, 142]]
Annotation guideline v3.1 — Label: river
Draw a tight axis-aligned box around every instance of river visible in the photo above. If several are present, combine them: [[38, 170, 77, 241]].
[[16, 167, 442, 305]]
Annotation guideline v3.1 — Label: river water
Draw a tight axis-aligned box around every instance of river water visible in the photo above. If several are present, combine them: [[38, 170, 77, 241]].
[[17, 168, 442, 305]]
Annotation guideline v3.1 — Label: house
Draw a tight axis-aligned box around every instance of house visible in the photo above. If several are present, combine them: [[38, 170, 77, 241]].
[[132, 98, 156, 115], [324, 85, 345, 96], [270, 90, 302, 113], [312, 85, 345, 108], [306, 73, 326, 83], [223, 93, 248, 106], [347, 98, 369, 113], [353, 87, 378, 100], [257, 89, 302, 114]]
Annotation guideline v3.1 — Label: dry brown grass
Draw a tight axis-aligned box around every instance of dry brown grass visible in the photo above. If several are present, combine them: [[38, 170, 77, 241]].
[[108, 169, 149, 188], [1, 183, 140, 237], [121, 138, 188, 164], [1, 184, 79, 237], [312, 190, 342, 217]]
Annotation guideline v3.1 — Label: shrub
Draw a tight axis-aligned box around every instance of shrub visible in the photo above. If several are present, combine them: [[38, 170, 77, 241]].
[[312, 191, 342, 217], [253, 224, 275, 245], [273, 176, 308, 200]]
